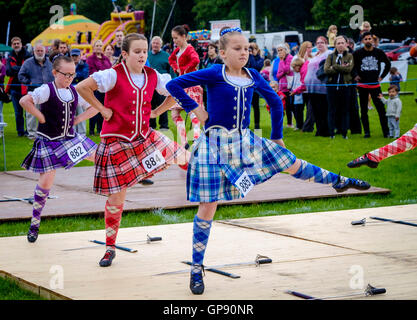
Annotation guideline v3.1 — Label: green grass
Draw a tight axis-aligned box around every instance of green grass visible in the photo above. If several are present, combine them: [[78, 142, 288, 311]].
[[0, 66, 416, 299]]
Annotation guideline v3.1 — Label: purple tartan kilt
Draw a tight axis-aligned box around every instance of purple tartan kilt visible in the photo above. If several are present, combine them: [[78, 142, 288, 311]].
[[21, 133, 97, 173]]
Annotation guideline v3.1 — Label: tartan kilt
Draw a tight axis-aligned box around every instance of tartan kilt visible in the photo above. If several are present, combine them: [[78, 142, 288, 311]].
[[94, 129, 187, 195], [170, 85, 204, 110], [21, 133, 97, 173], [187, 128, 297, 202]]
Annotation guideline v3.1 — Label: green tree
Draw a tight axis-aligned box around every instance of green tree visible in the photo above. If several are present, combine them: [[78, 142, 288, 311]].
[[132, 0, 197, 42], [74, 0, 128, 25], [0, 0, 34, 43], [20, 0, 72, 41]]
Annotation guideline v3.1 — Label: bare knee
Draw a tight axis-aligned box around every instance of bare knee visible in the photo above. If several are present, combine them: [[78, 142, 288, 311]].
[[197, 202, 217, 221], [284, 158, 301, 175]]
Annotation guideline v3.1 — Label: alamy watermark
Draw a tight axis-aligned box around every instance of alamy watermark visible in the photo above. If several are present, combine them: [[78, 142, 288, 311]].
[[49, 265, 64, 289], [349, 5, 364, 30], [50, 5, 64, 30]]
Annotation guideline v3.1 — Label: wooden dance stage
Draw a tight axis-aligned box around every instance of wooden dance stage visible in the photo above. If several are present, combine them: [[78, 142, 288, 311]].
[[0, 166, 390, 221], [0, 204, 416, 300]]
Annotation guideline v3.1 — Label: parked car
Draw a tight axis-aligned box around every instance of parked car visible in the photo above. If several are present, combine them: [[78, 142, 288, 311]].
[[378, 43, 402, 53], [398, 52, 417, 65], [386, 46, 412, 61]]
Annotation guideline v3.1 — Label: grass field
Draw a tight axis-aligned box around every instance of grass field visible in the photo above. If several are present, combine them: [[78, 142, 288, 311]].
[[0, 66, 416, 299]]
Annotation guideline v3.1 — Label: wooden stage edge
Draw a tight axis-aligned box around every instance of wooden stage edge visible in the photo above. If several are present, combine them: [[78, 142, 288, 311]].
[[0, 188, 391, 223], [0, 270, 71, 300], [0, 167, 391, 222]]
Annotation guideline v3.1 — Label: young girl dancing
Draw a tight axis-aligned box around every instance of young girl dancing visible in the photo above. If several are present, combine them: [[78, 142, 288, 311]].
[[169, 25, 205, 149], [19, 56, 98, 243], [76, 33, 193, 267], [164, 27, 371, 295]]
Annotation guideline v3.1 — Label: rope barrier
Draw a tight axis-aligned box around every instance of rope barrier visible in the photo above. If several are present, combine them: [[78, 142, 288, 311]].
[[2, 79, 417, 88]]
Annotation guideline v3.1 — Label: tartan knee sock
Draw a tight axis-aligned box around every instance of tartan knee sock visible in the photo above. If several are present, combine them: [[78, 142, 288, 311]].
[[367, 127, 417, 162], [104, 201, 123, 251], [190, 113, 201, 141], [192, 215, 212, 274], [29, 185, 50, 234], [292, 159, 345, 185]]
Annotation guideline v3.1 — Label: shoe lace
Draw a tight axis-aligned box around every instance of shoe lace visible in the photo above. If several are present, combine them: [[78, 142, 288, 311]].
[[103, 250, 114, 260]]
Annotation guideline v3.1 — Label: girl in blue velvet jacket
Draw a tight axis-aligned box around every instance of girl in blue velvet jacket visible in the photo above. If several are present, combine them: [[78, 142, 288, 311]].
[[155, 27, 371, 295]]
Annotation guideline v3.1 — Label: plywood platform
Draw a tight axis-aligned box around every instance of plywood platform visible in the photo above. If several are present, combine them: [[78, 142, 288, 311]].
[[0, 166, 390, 221], [0, 204, 416, 300]]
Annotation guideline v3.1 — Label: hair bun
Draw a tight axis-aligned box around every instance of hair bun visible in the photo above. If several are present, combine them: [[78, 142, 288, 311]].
[[183, 24, 190, 33]]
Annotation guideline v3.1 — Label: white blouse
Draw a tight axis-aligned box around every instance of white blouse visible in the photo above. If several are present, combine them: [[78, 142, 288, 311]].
[[90, 68, 171, 96], [226, 74, 253, 87], [29, 84, 90, 110]]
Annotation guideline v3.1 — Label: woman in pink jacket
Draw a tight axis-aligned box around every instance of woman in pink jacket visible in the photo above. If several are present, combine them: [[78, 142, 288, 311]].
[[276, 43, 293, 128]]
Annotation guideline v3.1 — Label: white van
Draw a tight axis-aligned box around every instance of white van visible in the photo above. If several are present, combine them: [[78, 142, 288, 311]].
[[244, 31, 303, 53]]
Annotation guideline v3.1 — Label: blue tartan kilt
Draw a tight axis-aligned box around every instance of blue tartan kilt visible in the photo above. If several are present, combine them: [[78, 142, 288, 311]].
[[21, 133, 97, 173], [187, 128, 297, 202]]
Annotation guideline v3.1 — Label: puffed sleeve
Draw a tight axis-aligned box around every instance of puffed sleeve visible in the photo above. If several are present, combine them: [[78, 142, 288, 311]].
[[28, 84, 50, 105], [155, 71, 171, 96], [90, 68, 117, 93]]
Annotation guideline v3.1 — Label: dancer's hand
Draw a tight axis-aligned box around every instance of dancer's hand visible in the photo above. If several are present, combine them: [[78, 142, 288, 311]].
[[150, 110, 158, 119], [38, 113, 46, 124], [101, 107, 113, 121]]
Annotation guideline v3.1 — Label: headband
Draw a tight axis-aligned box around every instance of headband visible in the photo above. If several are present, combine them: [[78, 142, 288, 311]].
[[220, 27, 242, 37]]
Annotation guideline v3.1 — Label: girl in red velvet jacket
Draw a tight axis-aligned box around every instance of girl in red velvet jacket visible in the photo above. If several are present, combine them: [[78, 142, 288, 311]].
[[168, 25, 205, 149], [77, 34, 194, 268]]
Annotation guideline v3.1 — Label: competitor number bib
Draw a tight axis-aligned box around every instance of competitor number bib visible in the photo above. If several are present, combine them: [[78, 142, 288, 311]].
[[67, 143, 87, 163], [142, 150, 166, 173], [235, 171, 254, 196]]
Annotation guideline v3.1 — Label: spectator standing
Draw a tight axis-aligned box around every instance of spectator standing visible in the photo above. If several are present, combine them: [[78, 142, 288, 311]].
[[327, 25, 338, 48], [71, 48, 90, 134], [201, 42, 222, 69], [18, 42, 54, 139], [275, 43, 293, 128], [113, 30, 124, 59], [304, 36, 332, 137], [379, 86, 402, 139], [324, 36, 354, 139], [86, 40, 112, 135], [353, 31, 391, 138], [260, 59, 272, 82], [294, 41, 315, 132], [0, 58, 6, 137], [389, 67, 403, 92], [246, 42, 264, 129], [5, 36, 32, 137], [48, 39, 61, 62], [288, 57, 307, 130], [148, 36, 173, 131], [358, 21, 372, 42], [346, 37, 362, 134], [104, 44, 117, 66]]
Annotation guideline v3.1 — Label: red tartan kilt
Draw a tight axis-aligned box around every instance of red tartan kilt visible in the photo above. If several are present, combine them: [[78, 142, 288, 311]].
[[93, 129, 186, 195], [170, 85, 204, 110]]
